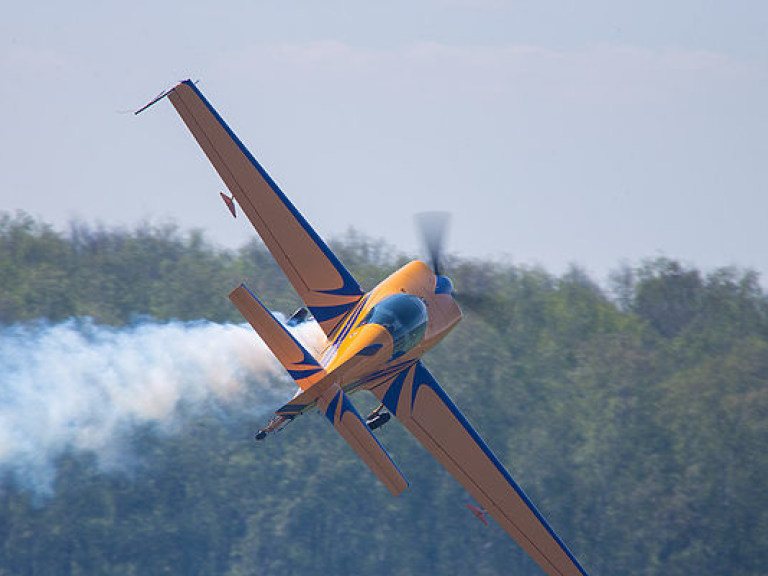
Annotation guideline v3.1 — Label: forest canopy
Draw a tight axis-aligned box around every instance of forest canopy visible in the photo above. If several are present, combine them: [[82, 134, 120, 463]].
[[1, 211, 766, 575]]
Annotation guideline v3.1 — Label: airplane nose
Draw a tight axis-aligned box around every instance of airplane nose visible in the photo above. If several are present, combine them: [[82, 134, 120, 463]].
[[435, 275, 453, 295]]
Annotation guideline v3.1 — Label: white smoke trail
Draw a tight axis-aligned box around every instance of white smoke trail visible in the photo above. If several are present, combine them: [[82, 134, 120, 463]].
[[0, 317, 325, 494]]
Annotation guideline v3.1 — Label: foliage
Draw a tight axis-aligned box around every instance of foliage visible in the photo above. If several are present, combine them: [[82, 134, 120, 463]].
[[1, 212, 767, 575]]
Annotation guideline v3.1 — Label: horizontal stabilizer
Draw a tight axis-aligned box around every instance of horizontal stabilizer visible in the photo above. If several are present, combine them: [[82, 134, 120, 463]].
[[317, 384, 408, 497], [229, 284, 326, 391]]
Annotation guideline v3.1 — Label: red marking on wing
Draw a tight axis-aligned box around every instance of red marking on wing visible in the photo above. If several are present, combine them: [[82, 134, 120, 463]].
[[220, 192, 237, 218], [466, 503, 489, 526]]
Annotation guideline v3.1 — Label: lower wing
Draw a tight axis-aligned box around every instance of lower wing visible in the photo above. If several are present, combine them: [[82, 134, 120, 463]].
[[370, 361, 589, 576]]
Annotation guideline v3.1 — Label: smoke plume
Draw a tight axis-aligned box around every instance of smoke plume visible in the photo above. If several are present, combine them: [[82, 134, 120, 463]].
[[0, 317, 324, 494]]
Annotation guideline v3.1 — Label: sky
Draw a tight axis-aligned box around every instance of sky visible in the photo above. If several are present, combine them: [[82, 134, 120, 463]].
[[2, 1, 767, 284]]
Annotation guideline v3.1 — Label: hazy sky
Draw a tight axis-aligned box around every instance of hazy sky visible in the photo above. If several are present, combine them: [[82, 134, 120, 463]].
[[2, 1, 767, 282]]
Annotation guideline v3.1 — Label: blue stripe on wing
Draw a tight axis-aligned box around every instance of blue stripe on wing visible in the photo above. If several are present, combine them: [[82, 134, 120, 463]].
[[403, 362, 590, 576], [324, 389, 342, 423], [287, 367, 324, 380], [310, 302, 359, 324], [238, 284, 326, 390], [381, 368, 410, 414], [324, 389, 409, 489], [316, 277, 365, 297], [182, 80, 364, 301], [353, 359, 418, 394]]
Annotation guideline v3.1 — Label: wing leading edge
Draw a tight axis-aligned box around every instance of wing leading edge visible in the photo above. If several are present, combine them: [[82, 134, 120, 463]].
[[166, 80, 364, 336], [371, 362, 589, 576]]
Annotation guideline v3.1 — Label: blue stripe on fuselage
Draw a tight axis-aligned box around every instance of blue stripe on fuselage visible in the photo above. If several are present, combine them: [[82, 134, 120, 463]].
[[320, 295, 370, 367]]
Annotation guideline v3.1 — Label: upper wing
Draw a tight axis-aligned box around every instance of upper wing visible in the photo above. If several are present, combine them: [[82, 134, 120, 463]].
[[370, 361, 590, 576], [167, 80, 364, 336]]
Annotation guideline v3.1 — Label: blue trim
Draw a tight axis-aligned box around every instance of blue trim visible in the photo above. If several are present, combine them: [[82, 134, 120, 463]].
[[293, 345, 322, 372], [240, 284, 325, 385], [182, 80, 364, 300], [336, 392, 409, 486], [242, 285, 311, 356], [316, 278, 364, 298], [356, 343, 383, 357], [339, 393, 359, 418], [411, 367, 422, 411], [382, 368, 412, 416], [324, 390, 341, 423], [341, 359, 416, 395], [320, 295, 371, 368], [332, 295, 369, 346], [287, 367, 323, 380], [310, 302, 357, 324], [354, 359, 417, 391], [410, 362, 590, 576]]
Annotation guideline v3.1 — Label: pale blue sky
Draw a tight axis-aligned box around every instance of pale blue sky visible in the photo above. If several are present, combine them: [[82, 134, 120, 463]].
[[2, 1, 767, 282]]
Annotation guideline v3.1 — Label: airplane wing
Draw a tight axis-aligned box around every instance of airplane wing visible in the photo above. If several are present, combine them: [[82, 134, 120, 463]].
[[370, 361, 590, 576], [166, 80, 364, 336]]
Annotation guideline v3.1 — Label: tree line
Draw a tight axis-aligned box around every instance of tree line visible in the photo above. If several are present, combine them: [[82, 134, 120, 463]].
[[1, 211, 766, 575]]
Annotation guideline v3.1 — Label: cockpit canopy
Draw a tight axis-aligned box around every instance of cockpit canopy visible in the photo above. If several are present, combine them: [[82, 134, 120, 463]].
[[362, 294, 428, 358]]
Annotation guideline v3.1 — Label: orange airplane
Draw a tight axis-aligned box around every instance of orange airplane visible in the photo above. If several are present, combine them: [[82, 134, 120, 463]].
[[139, 80, 590, 576]]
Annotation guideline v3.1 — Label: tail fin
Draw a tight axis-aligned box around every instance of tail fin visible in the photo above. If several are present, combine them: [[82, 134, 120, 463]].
[[231, 283, 408, 496], [229, 284, 326, 390]]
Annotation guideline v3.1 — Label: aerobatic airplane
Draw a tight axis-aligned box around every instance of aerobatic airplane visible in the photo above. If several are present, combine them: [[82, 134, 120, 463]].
[[138, 80, 590, 576]]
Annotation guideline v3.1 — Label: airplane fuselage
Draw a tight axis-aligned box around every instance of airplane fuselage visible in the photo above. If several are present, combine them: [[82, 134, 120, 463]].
[[319, 260, 462, 394]]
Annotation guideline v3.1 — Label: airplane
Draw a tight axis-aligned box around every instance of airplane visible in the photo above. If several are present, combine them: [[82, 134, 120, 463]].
[[138, 80, 590, 576]]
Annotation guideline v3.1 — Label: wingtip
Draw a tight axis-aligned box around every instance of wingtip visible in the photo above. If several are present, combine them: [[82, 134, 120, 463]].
[[134, 85, 176, 115], [134, 79, 199, 115]]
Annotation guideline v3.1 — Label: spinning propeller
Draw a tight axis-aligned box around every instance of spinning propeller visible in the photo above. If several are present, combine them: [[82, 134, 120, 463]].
[[415, 211, 451, 277], [415, 212, 492, 319]]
